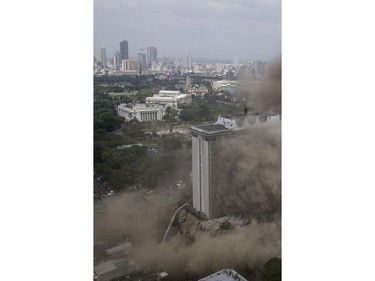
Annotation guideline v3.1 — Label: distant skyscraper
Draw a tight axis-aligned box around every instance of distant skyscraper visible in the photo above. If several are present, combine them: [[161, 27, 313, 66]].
[[183, 55, 192, 69], [120, 40, 129, 61], [114, 51, 121, 70], [162, 56, 173, 66], [137, 50, 147, 73], [251, 60, 267, 77], [146, 47, 157, 66], [96, 46, 107, 69], [233, 57, 240, 65]]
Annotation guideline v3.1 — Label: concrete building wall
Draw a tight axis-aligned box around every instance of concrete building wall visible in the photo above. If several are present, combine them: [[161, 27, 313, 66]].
[[201, 139, 211, 217], [192, 134, 213, 218], [192, 136, 200, 211]]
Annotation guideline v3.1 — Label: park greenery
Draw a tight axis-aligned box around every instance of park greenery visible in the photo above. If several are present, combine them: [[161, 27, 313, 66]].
[[261, 257, 281, 281]]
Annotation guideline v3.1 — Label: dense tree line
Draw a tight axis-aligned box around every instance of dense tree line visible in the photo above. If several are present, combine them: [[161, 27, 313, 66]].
[[94, 75, 184, 91], [179, 102, 241, 123], [94, 100, 124, 136], [261, 258, 281, 281]]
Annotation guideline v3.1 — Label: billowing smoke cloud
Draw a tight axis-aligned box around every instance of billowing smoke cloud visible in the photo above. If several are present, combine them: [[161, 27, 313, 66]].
[[212, 122, 281, 221], [95, 190, 280, 278], [238, 56, 281, 114], [134, 220, 280, 276]]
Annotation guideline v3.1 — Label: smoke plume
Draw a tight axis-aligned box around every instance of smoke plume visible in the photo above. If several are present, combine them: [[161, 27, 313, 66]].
[[238, 56, 281, 114], [95, 194, 280, 277], [212, 122, 281, 221]]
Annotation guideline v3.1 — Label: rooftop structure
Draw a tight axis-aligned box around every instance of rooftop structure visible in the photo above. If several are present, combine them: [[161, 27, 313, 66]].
[[199, 269, 248, 281], [191, 112, 281, 218]]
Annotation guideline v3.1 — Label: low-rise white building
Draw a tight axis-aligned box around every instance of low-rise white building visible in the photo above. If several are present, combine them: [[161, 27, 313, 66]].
[[146, 90, 192, 108], [117, 103, 165, 121]]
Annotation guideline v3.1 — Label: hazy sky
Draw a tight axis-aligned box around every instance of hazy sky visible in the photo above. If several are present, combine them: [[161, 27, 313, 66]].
[[94, 0, 281, 61]]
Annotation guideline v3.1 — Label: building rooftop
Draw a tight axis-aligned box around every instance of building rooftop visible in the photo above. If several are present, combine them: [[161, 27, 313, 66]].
[[199, 269, 248, 281], [191, 113, 280, 136], [191, 124, 230, 136], [158, 90, 181, 94]]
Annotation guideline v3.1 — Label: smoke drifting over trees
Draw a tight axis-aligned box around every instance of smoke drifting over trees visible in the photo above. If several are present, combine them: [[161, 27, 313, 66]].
[[95, 56, 282, 278]]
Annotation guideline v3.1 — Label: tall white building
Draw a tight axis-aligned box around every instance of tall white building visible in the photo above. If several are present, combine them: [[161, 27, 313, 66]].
[[96, 46, 107, 69], [113, 51, 121, 71], [146, 47, 157, 67], [137, 50, 147, 73], [191, 113, 281, 219], [183, 55, 192, 69]]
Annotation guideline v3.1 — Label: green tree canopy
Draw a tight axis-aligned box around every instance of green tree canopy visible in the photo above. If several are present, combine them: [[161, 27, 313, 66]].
[[261, 257, 281, 281]]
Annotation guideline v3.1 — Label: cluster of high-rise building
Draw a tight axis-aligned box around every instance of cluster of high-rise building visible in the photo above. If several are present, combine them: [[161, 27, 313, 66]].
[[94, 40, 158, 75], [94, 41, 267, 79]]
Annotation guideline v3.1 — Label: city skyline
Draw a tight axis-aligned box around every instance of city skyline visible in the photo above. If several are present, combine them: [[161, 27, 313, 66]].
[[94, 0, 281, 61]]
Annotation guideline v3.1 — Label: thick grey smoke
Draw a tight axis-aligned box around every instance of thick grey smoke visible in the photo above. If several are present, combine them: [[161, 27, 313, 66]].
[[212, 122, 281, 221], [238, 56, 281, 114], [134, 219, 280, 275], [95, 191, 281, 277], [95, 137, 281, 277]]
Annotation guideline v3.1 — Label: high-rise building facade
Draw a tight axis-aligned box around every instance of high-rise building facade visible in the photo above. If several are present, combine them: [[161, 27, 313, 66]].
[[183, 56, 192, 69], [96, 46, 107, 69], [251, 60, 267, 77], [114, 51, 121, 71], [137, 50, 147, 73], [121, 59, 138, 73], [120, 40, 129, 61], [146, 47, 157, 66]]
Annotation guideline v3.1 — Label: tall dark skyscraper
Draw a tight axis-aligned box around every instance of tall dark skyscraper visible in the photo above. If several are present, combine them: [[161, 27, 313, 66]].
[[120, 40, 129, 61]]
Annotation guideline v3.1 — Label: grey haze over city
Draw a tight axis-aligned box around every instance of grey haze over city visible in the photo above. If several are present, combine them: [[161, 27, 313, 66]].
[[94, 0, 281, 61]]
